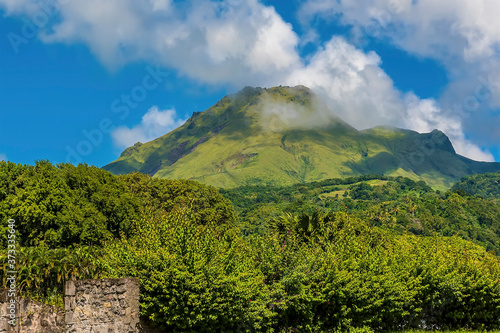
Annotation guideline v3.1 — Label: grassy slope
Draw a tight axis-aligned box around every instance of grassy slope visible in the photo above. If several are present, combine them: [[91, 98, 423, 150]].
[[103, 86, 500, 189]]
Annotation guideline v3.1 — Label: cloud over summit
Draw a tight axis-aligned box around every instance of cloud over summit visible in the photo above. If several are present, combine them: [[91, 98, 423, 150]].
[[300, 0, 500, 161], [1, 0, 497, 161]]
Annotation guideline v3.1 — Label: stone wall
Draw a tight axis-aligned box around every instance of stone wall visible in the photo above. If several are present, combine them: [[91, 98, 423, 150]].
[[65, 278, 141, 333], [0, 289, 64, 333], [0, 278, 162, 333]]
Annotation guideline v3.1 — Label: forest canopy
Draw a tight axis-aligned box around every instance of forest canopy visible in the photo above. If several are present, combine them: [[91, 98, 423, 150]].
[[221, 174, 500, 255], [451, 172, 500, 199], [0, 161, 234, 248], [1, 161, 500, 332]]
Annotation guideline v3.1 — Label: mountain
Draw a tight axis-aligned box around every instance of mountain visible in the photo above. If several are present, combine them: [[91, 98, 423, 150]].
[[103, 86, 500, 189]]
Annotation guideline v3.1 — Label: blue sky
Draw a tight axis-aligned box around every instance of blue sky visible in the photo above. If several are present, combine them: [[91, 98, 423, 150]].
[[1, 0, 499, 167]]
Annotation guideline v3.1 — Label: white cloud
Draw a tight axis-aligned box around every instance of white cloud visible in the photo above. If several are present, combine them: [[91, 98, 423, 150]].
[[0, 153, 7, 162], [299, 0, 500, 160], [1, 0, 495, 160], [285, 37, 406, 129], [0, 0, 300, 85], [259, 88, 338, 132], [404, 94, 494, 162], [299, 0, 500, 64], [111, 106, 186, 148]]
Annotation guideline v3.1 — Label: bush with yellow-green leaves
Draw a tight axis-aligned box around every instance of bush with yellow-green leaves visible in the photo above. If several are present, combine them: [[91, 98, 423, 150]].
[[95, 208, 500, 332], [2, 161, 499, 332]]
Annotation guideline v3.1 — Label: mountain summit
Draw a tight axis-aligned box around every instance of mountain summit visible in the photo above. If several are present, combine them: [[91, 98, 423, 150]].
[[103, 86, 500, 189]]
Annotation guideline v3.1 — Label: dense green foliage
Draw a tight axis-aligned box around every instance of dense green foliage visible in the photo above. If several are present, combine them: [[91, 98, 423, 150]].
[[2, 162, 500, 331], [0, 161, 234, 248], [0, 161, 139, 247], [259, 212, 500, 331], [452, 172, 500, 199], [0, 246, 101, 306], [118, 172, 235, 226], [97, 207, 273, 332], [221, 175, 430, 231], [95, 208, 500, 331], [222, 175, 500, 255]]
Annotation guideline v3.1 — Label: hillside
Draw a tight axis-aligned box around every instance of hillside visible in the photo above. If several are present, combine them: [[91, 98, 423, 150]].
[[2, 161, 500, 331], [452, 172, 500, 199], [103, 86, 500, 189], [0, 161, 233, 248], [221, 175, 500, 255]]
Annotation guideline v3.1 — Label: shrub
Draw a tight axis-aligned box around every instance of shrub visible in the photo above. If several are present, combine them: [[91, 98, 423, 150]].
[[97, 206, 274, 332]]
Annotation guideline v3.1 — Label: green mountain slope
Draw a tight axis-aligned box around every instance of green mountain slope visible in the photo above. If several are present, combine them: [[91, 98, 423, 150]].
[[103, 86, 500, 189], [452, 172, 500, 199], [221, 174, 500, 254]]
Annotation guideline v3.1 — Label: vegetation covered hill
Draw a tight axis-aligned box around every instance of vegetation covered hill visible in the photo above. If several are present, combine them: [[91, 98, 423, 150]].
[[2, 161, 500, 331], [221, 175, 500, 255], [0, 161, 234, 248], [452, 172, 500, 199], [103, 85, 500, 189]]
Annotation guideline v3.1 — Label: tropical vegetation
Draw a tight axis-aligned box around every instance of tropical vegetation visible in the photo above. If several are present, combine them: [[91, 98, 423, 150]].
[[1, 160, 500, 332]]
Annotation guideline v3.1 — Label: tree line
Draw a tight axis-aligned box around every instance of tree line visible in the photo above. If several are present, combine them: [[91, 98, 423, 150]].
[[1, 161, 500, 332]]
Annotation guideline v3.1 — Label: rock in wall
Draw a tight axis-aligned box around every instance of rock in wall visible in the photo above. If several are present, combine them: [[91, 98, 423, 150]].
[[0, 289, 64, 333], [65, 278, 141, 333], [1, 278, 162, 333]]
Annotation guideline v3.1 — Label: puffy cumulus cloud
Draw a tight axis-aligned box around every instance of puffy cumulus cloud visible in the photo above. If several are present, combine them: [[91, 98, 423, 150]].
[[285, 37, 407, 130], [1, 0, 494, 160], [299, 0, 500, 161], [299, 0, 500, 63], [404, 94, 495, 162], [298, 0, 500, 101], [1, 0, 299, 85], [111, 106, 186, 148]]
